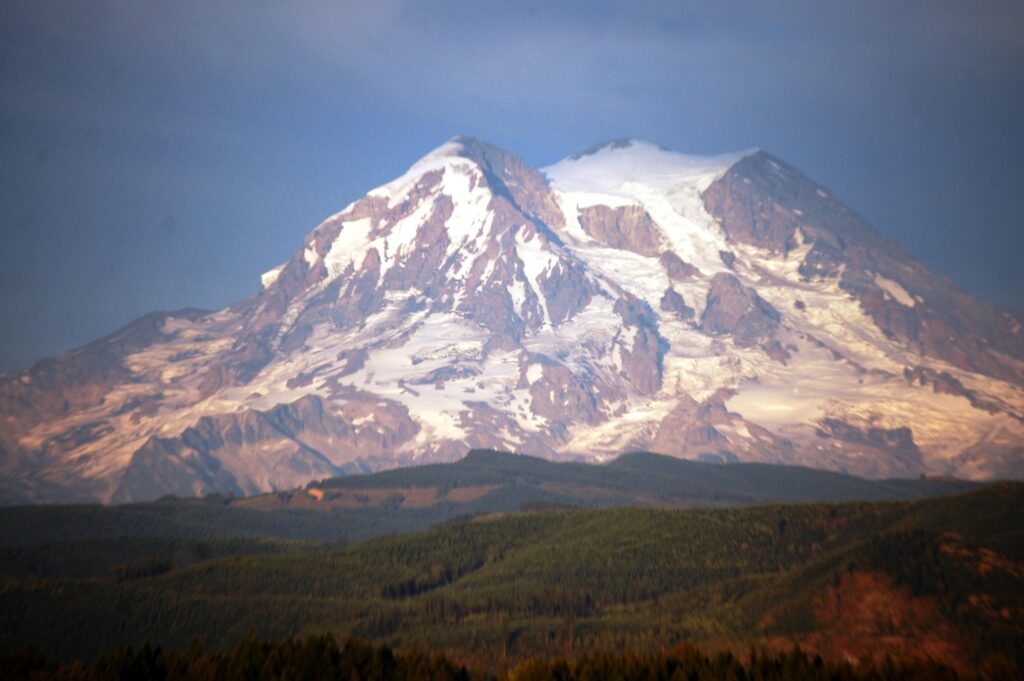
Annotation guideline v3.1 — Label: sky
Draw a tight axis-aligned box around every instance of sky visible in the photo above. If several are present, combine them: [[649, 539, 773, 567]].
[[1, 1, 1023, 372]]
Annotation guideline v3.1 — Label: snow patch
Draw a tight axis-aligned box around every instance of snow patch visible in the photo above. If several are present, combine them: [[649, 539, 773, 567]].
[[526, 363, 544, 384], [303, 246, 319, 268], [508, 276, 527, 316], [261, 265, 284, 289], [546, 140, 740, 277], [873, 274, 916, 307], [323, 218, 373, 277], [367, 139, 483, 211], [545, 140, 751, 196], [515, 228, 560, 326]]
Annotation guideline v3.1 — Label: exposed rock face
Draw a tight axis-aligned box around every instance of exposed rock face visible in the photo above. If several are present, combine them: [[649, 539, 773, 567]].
[[703, 151, 1024, 382], [0, 309, 205, 429], [903, 365, 1018, 418], [577, 205, 663, 256], [659, 251, 701, 281], [702, 151, 829, 253], [614, 295, 665, 394], [2, 136, 1022, 503], [651, 395, 728, 456], [536, 250, 596, 325], [528, 360, 603, 427], [659, 288, 694, 320], [815, 418, 924, 478], [700, 273, 780, 346], [112, 395, 417, 502], [456, 135, 567, 232]]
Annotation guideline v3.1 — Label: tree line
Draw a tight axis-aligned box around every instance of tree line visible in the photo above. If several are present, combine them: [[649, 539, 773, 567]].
[[4, 634, 1018, 681]]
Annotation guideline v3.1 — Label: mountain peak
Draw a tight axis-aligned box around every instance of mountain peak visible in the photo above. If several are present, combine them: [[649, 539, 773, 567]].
[[569, 138, 662, 160], [2, 135, 1022, 505], [545, 140, 756, 197], [408, 135, 520, 169], [382, 135, 537, 205]]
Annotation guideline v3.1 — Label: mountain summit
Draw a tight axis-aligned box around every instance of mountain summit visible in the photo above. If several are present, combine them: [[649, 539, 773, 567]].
[[2, 137, 1022, 503]]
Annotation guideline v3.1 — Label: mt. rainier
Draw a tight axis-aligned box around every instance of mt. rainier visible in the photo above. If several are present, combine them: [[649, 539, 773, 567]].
[[2, 136, 1022, 503]]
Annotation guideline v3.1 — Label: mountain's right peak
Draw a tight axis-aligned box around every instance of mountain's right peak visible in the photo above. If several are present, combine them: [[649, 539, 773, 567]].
[[569, 138, 664, 160], [545, 139, 755, 195], [564, 138, 757, 164]]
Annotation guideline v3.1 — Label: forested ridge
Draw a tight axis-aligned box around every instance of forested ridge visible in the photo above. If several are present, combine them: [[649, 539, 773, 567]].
[[0, 483, 1021, 676], [0, 451, 979, 547]]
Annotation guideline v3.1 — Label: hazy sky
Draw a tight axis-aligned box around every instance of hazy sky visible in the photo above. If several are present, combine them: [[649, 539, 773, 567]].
[[1, 1, 1023, 372]]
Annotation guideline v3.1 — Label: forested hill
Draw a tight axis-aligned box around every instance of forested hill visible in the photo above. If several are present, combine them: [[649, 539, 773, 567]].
[[1, 483, 1021, 674], [0, 450, 979, 545]]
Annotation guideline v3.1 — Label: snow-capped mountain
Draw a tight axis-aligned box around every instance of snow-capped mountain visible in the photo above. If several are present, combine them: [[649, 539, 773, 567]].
[[2, 137, 1023, 503]]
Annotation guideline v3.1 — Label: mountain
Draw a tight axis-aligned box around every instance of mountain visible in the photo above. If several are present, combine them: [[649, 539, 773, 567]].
[[2, 483, 1022, 670], [2, 137, 1022, 503]]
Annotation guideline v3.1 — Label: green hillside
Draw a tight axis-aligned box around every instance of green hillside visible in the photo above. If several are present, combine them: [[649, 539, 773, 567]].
[[1, 482, 1020, 674]]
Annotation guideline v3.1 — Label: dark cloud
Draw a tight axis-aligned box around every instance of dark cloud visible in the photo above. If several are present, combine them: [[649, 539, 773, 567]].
[[1, 0, 1022, 370]]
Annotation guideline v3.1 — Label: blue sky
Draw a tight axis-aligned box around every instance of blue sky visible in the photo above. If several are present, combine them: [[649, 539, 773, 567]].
[[1, 1, 1023, 371]]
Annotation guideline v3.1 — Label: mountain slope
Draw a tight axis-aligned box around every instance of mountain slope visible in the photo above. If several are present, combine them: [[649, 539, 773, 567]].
[[2, 137, 1022, 503]]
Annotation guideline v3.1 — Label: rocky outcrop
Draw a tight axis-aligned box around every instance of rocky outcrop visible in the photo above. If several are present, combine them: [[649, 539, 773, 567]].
[[528, 359, 603, 426], [659, 288, 694, 320], [702, 151, 849, 253], [381, 196, 456, 292], [456, 136, 567, 232], [111, 395, 418, 502], [578, 205, 663, 256], [903, 366, 1018, 419], [456, 206, 531, 343], [659, 251, 701, 281], [815, 418, 925, 478], [0, 309, 204, 429], [700, 273, 780, 346], [458, 403, 560, 457], [534, 231, 597, 325], [704, 151, 1024, 383], [853, 276, 1024, 383], [651, 395, 729, 456], [614, 295, 665, 394]]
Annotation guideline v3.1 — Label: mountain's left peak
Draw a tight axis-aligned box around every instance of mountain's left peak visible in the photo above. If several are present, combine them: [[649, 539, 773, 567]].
[[411, 135, 517, 165]]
